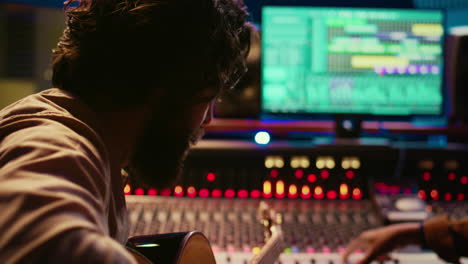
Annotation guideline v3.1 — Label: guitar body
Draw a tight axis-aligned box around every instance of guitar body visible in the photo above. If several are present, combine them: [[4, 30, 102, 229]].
[[126, 201, 284, 264], [126, 231, 216, 264]]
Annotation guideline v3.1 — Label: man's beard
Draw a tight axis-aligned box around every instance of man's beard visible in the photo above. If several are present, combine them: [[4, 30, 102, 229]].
[[127, 110, 205, 189]]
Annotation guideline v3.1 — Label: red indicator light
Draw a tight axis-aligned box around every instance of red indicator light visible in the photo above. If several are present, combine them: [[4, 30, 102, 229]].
[[250, 190, 261, 199], [135, 188, 145, 196], [295, 169, 304, 179], [288, 184, 298, 199], [461, 176, 468, 184], [345, 170, 355, 179], [314, 186, 324, 199], [161, 188, 172, 196], [301, 185, 311, 199], [174, 186, 184, 197], [270, 169, 279, 178], [187, 186, 196, 197], [418, 190, 427, 200], [457, 193, 465, 201], [352, 188, 362, 200], [307, 174, 317, 183], [225, 189, 235, 198], [422, 172, 431, 181], [199, 189, 210, 198], [206, 173, 216, 182], [123, 184, 131, 195], [326, 190, 337, 200], [444, 193, 452, 201], [448, 173, 456, 181], [212, 189, 222, 198], [148, 188, 157, 196], [320, 170, 329, 179], [430, 189, 439, 200], [238, 189, 249, 199]]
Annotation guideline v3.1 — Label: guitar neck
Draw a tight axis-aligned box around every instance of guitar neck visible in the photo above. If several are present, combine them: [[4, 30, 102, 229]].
[[250, 225, 285, 264]]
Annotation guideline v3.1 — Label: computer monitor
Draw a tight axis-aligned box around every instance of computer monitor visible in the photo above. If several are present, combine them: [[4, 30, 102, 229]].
[[261, 7, 445, 119]]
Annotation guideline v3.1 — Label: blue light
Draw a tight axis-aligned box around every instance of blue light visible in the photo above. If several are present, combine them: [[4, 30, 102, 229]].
[[254, 131, 271, 145]]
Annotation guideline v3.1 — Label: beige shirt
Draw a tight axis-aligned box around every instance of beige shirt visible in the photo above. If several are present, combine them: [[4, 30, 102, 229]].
[[0, 89, 136, 263]]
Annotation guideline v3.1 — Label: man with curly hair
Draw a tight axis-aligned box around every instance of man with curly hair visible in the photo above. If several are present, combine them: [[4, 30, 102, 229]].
[[0, 0, 251, 262]]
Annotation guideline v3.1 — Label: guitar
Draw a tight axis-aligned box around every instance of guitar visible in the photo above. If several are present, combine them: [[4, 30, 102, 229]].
[[126, 201, 285, 264]]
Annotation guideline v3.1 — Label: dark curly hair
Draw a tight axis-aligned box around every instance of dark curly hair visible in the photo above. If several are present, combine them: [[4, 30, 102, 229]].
[[52, 0, 251, 109]]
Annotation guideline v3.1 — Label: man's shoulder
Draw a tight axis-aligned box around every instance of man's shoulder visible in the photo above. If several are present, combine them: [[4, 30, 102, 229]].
[[0, 89, 109, 171]]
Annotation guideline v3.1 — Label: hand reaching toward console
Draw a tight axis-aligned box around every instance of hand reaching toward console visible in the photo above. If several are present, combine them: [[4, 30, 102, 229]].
[[341, 222, 422, 264]]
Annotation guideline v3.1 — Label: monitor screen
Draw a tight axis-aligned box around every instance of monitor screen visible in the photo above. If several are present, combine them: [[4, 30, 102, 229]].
[[261, 7, 445, 117]]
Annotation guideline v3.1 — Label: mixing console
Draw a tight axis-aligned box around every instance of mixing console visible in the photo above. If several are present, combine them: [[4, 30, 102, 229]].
[[127, 197, 380, 253], [127, 196, 468, 264], [125, 140, 468, 263]]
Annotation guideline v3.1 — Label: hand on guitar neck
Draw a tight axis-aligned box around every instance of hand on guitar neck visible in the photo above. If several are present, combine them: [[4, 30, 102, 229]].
[[126, 201, 285, 264]]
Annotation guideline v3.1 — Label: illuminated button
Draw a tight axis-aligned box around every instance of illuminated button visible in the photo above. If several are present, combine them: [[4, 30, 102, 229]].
[[339, 183, 349, 199], [288, 184, 298, 199], [418, 190, 427, 200], [174, 186, 184, 197], [187, 186, 196, 197], [123, 184, 131, 195], [211, 189, 222, 198], [160, 188, 171, 196], [448, 173, 456, 181], [423, 172, 431, 181], [250, 190, 261, 199], [264, 157, 275, 169], [316, 158, 325, 169], [199, 189, 210, 198], [320, 170, 330, 179], [300, 157, 310, 168], [270, 169, 279, 178], [341, 159, 350, 169], [148, 188, 157, 196], [345, 170, 355, 179], [430, 189, 439, 200], [295, 169, 304, 179], [352, 188, 362, 200], [275, 157, 285, 168], [135, 188, 145, 196], [314, 186, 324, 199], [301, 185, 311, 199], [461, 176, 468, 185], [275, 180, 285, 198], [206, 173, 216, 182], [307, 174, 317, 183], [351, 158, 361, 169], [290, 158, 300, 169], [457, 193, 465, 201], [325, 158, 335, 169], [263, 181, 272, 198], [225, 189, 235, 198], [326, 190, 337, 200], [444, 193, 452, 201]]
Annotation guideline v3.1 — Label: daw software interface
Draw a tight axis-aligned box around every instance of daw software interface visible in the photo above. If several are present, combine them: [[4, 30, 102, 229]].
[[261, 7, 445, 116]]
